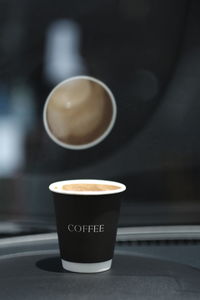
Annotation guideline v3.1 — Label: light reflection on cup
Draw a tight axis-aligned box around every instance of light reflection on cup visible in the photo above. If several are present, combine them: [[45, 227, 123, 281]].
[[43, 76, 117, 150]]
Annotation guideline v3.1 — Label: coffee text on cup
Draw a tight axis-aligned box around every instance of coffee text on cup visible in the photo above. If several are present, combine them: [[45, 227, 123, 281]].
[[67, 224, 105, 233]]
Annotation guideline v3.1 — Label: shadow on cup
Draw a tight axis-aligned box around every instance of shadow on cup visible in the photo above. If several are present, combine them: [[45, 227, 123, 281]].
[[43, 76, 117, 150]]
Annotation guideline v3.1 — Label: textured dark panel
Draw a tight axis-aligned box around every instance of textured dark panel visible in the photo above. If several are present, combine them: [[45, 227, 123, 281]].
[[0, 237, 200, 299]]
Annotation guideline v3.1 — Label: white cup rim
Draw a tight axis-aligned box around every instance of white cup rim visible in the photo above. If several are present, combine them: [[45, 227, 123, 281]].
[[49, 179, 126, 196], [43, 75, 117, 150]]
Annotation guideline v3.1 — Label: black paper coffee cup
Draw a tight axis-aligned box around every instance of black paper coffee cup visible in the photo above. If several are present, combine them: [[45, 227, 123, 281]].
[[49, 179, 126, 273]]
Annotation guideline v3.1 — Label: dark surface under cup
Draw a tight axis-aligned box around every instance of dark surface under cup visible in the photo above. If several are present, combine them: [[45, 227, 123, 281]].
[[52, 192, 122, 263]]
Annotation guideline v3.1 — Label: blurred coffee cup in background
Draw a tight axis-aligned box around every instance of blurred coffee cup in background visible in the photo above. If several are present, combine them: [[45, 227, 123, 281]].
[[43, 76, 117, 150]]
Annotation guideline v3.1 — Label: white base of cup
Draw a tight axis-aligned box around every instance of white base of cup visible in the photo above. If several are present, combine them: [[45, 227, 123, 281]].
[[61, 259, 112, 273]]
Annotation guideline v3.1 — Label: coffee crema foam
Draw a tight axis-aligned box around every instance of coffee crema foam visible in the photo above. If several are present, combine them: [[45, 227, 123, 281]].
[[46, 79, 113, 145], [61, 183, 120, 192]]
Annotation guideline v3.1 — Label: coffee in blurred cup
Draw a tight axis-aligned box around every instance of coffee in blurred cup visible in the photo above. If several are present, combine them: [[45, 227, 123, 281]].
[[43, 76, 117, 150]]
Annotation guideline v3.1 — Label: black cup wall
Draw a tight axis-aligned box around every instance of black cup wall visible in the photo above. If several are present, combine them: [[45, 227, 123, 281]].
[[52, 192, 122, 263]]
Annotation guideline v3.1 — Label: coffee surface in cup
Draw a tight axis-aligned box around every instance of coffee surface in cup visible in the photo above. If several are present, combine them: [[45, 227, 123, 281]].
[[62, 183, 120, 192], [46, 79, 113, 146]]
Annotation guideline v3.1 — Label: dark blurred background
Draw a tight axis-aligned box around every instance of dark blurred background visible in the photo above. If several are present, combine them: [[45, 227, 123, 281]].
[[1, 0, 200, 236]]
